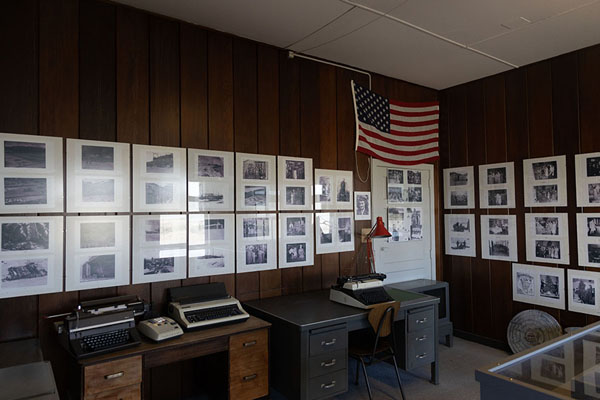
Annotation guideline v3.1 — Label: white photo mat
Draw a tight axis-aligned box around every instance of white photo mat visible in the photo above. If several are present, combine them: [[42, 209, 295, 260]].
[[444, 214, 476, 257], [443, 166, 474, 209], [0, 132, 63, 213], [65, 215, 130, 291], [577, 213, 600, 268], [0, 216, 63, 298], [354, 191, 371, 221], [525, 213, 570, 265], [388, 206, 423, 242], [480, 215, 518, 261], [386, 168, 423, 205], [575, 152, 600, 207], [314, 169, 353, 210], [478, 162, 515, 209], [188, 148, 234, 212], [188, 213, 235, 277], [277, 156, 313, 211], [279, 213, 314, 268], [512, 263, 565, 310], [523, 155, 567, 207], [567, 269, 600, 316], [316, 212, 354, 254], [236, 153, 277, 212], [236, 213, 277, 272]]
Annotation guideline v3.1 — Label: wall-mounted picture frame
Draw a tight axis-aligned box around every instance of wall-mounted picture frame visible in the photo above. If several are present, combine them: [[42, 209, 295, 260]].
[[577, 213, 600, 268], [66, 139, 130, 213], [575, 152, 600, 207], [480, 215, 518, 261], [277, 156, 313, 211], [314, 169, 353, 210], [0, 216, 63, 299], [478, 161, 515, 208], [523, 155, 567, 207], [279, 213, 314, 268], [388, 207, 423, 242], [525, 213, 570, 265], [386, 168, 423, 206], [354, 191, 371, 221], [444, 214, 476, 257], [188, 213, 235, 277], [65, 215, 130, 291], [132, 214, 187, 284], [316, 212, 354, 254], [567, 269, 600, 316], [512, 263, 565, 310], [443, 166, 474, 209], [188, 149, 234, 212], [0, 133, 63, 213], [236, 213, 277, 272], [236, 153, 276, 212], [132, 144, 187, 212]]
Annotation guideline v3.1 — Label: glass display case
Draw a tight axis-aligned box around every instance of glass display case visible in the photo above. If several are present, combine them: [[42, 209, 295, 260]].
[[476, 321, 600, 400]]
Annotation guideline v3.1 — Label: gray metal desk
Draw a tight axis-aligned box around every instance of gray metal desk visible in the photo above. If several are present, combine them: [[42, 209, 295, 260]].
[[244, 287, 440, 400]]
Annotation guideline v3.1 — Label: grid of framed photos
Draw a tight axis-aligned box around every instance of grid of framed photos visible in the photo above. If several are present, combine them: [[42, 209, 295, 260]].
[[188, 214, 235, 277], [512, 263, 565, 310], [577, 214, 600, 268], [480, 215, 517, 261], [388, 206, 423, 242], [65, 216, 130, 291], [525, 213, 570, 265], [575, 152, 600, 207], [386, 168, 423, 205], [314, 169, 353, 210], [188, 149, 234, 212], [66, 139, 130, 213], [277, 156, 313, 211], [0, 216, 63, 298], [236, 214, 277, 272], [523, 155, 567, 207], [0, 133, 63, 213], [478, 162, 515, 208], [132, 145, 187, 212], [354, 191, 371, 221], [236, 153, 276, 212], [443, 166, 474, 209], [567, 269, 600, 316], [444, 214, 475, 257], [315, 212, 354, 254], [279, 213, 314, 268], [132, 214, 187, 284]]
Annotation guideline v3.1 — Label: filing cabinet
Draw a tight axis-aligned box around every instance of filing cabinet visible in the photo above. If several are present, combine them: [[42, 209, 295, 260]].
[[307, 325, 348, 399], [229, 328, 269, 400], [395, 305, 437, 371]]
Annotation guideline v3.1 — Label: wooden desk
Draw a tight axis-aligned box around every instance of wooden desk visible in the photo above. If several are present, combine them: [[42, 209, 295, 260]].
[[244, 288, 440, 400], [67, 316, 270, 400]]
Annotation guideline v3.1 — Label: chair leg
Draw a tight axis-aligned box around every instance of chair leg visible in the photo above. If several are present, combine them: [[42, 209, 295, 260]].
[[355, 358, 360, 385], [391, 354, 406, 400], [360, 359, 373, 400]]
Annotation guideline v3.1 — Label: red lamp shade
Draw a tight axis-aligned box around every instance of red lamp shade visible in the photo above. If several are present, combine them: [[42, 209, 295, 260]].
[[370, 216, 391, 239]]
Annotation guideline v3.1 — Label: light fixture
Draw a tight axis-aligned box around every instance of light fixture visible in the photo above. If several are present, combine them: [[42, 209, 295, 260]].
[[366, 216, 391, 274]]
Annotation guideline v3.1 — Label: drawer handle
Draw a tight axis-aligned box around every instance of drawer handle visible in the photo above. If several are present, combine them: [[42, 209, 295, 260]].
[[321, 338, 337, 347], [321, 359, 337, 368], [416, 335, 427, 341], [104, 371, 124, 380], [416, 353, 428, 359], [243, 374, 257, 381], [321, 381, 336, 390], [416, 317, 428, 324], [243, 340, 257, 347]]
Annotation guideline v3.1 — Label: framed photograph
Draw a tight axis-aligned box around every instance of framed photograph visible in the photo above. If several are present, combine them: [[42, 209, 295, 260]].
[[66, 139, 130, 213], [236, 153, 276, 212], [132, 214, 187, 283], [444, 214, 476, 257], [387, 168, 423, 206], [0, 216, 63, 298], [480, 215, 517, 261], [387, 207, 423, 242], [478, 162, 515, 208], [279, 213, 314, 268], [512, 263, 565, 310], [188, 214, 235, 277], [523, 155, 567, 207], [188, 149, 234, 212], [525, 213, 570, 265], [575, 152, 600, 207], [277, 156, 313, 211], [0, 133, 63, 213], [65, 216, 130, 291], [577, 214, 600, 268], [132, 144, 186, 212], [567, 269, 600, 316], [443, 166, 474, 209], [316, 212, 354, 254], [531, 342, 573, 388], [354, 192, 371, 221], [236, 213, 277, 272], [315, 169, 353, 210]]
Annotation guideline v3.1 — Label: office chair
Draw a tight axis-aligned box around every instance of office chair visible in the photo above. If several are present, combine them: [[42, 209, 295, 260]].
[[348, 302, 406, 400]]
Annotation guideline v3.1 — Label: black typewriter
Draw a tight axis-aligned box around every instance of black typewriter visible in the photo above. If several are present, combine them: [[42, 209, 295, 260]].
[[330, 273, 394, 309]]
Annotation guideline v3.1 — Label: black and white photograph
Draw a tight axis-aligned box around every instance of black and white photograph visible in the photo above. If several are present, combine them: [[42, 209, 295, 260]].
[[478, 162, 515, 209], [80, 254, 115, 282], [191, 185, 225, 205], [315, 212, 353, 254], [355, 192, 371, 221], [409, 208, 422, 240], [525, 156, 566, 207], [579, 215, 600, 266], [80, 222, 115, 249], [81, 145, 114, 171], [286, 217, 306, 236], [285, 160, 305, 180], [245, 244, 267, 265], [243, 160, 268, 180], [588, 157, 600, 177], [540, 359, 566, 383], [338, 217, 352, 243], [573, 278, 596, 305], [4, 141, 45, 169], [450, 237, 470, 251], [407, 170, 421, 185], [319, 220, 332, 244], [488, 189, 508, 206], [489, 218, 509, 235], [589, 184, 600, 203], [516, 272, 535, 296], [388, 186, 403, 203], [407, 187, 422, 202], [278, 156, 312, 211], [189, 214, 234, 277], [244, 185, 266, 206], [533, 161, 558, 180], [204, 219, 225, 241], [243, 217, 270, 238], [387, 169, 403, 184], [513, 263, 564, 309], [146, 151, 174, 173], [487, 167, 506, 184], [449, 171, 468, 186], [1, 258, 48, 288], [336, 178, 350, 202], [535, 217, 559, 235], [4, 177, 47, 205], [197, 155, 224, 177], [280, 213, 313, 268], [193, 250, 225, 269], [540, 274, 560, 299], [319, 176, 331, 202], [445, 214, 476, 257], [316, 170, 353, 210], [286, 243, 306, 263], [527, 213, 569, 265], [534, 185, 559, 203], [388, 208, 405, 242], [589, 244, 600, 264], [568, 270, 600, 315], [82, 179, 114, 203], [489, 240, 510, 257], [536, 240, 561, 260], [146, 182, 174, 204], [450, 190, 468, 206], [1, 222, 49, 251], [445, 166, 474, 209], [286, 186, 305, 206], [145, 220, 160, 242], [450, 217, 470, 233], [144, 256, 175, 275]]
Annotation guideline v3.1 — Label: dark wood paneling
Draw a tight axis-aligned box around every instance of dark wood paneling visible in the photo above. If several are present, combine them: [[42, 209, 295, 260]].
[[207, 32, 233, 152], [526, 62, 553, 158], [579, 46, 600, 153]]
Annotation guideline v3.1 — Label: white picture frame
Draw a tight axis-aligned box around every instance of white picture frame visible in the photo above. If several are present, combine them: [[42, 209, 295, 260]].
[[0, 216, 63, 298], [444, 214, 476, 257], [577, 213, 600, 268], [277, 156, 313, 211], [188, 214, 235, 277], [316, 212, 354, 254], [388, 207, 423, 242], [443, 166, 474, 209], [132, 144, 187, 212], [236, 153, 276, 212], [525, 213, 570, 265], [523, 155, 567, 207], [279, 213, 314, 268], [315, 169, 353, 210], [187, 149, 234, 212], [0, 133, 63, 213], [478, 162, 515, 209], [132, 214, 187, 284], [386, 168, 423, 205], [480, 215, 518, 261], [567, 269, 600, 316], [65, 215, 130, 291], [236, 213, 277, 272], [512, 263, 565, 310], [575, 152, 600, 207], [66, 139, 130, 213], [354, 191, 371, 221]]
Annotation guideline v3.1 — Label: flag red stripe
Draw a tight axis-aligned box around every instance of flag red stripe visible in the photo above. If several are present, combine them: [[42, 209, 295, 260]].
[[389, 99, 439, 108], [389, 127, 439, 137], [356, 145, 439, 166], [359, 136, 439, 156], [390, 118, 439, 128], [389, 109, 439, 117], [359, 126, 438, 146]]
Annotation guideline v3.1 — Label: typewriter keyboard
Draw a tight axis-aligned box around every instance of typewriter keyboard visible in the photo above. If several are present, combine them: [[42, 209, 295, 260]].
[[81, 329, 130, 352], [184, 304, 243, 323], [356, 287, 394, 306]]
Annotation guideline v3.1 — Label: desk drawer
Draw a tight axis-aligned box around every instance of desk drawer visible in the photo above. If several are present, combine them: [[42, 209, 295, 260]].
[[229, 328, 268, 357], [309, 326, 347, 356], [84, 356, 142, 397], [308, 370, 348, 399], [407, 307, 434, 332], [407, 330, 435, 369], [85, 384, 140, 400], [229, 329, 269, 400], [309, 350, 346, 378]]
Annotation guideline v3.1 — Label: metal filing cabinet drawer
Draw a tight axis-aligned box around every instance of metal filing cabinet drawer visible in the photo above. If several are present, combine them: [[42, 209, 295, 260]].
[[407, 329, 435, 369], [308, 370, 348, 399], [407, 307, 434, 332], [309, 326, 347, 357], [308, 350, 346, 378]]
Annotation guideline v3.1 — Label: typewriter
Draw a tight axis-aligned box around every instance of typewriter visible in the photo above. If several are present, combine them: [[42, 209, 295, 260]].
[[168, 282, 249, 330], [330, 273, 394, 309]]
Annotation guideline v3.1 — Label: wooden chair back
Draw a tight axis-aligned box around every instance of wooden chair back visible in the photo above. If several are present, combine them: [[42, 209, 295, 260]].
[[368, 302, 399, 338]]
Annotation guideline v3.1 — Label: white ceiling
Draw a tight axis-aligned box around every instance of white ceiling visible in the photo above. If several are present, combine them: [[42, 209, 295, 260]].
[[113, 0, 600, 89]]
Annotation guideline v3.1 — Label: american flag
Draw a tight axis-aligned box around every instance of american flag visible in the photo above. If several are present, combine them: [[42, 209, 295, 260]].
[[351, 81, 439, 166]]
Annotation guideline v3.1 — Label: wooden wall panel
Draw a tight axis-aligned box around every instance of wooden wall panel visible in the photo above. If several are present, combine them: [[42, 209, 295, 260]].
[[579, 46, 600, 153]]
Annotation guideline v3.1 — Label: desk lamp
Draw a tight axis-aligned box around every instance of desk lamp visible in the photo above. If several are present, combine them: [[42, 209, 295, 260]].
[[367, 216, 391, 274]]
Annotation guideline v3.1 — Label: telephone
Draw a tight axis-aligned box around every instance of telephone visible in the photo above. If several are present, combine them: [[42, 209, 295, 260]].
[[137, 316, 183, 342]]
